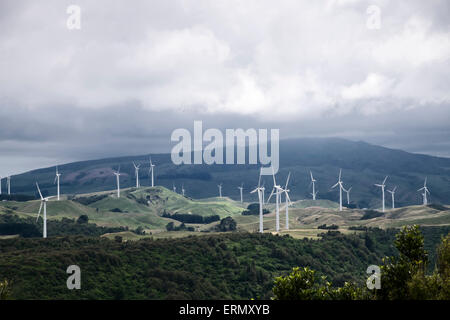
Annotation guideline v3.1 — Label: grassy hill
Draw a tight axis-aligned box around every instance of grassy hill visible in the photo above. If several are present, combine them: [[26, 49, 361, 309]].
[[0, 186, 245, 232], [5, 138, 450, 209]]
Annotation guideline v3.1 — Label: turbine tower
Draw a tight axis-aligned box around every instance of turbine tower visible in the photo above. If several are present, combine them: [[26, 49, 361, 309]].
[[36, 182, 55, 238], [113, 166, 121, 198], [218, 183, 223, 198], [387, 186, 397, 209], [375, 176, 388, 212], [173, 183, 177, 193], [133, 162, 141, 188], [418, 177, 430, 205], [250, 169, 264, 233], [267, 167, 284, 232], [181, 184, 185, 196], [282, 172, 292, 230], [331, 169, 344, 211], [310, 171, 318, 200], [149, 157, 155, 187], [7, 176, 11, 195], [238, 183, 244, 203], [54, 166, 61, 201]]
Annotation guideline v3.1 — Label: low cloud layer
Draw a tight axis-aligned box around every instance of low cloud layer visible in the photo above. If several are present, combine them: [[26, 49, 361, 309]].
[[0, 0, 449, 175]]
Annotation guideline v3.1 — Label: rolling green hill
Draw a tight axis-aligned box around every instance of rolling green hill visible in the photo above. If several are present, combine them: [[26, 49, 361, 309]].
[[0, 186, 245, 232]]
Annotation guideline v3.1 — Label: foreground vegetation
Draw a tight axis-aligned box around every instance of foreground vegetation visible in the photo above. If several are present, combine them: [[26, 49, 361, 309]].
[[273, 226, 450, 300], [0, 230, 399, 299]]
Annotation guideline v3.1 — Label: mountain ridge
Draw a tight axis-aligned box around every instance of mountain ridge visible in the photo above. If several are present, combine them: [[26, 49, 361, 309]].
[[4, 137, 450, 208]]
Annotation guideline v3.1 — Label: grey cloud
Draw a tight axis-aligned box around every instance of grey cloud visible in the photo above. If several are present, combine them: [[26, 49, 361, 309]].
[[0, 0, 449, 175]]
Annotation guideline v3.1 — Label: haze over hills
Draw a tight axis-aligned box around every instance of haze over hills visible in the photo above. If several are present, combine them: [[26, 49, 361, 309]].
[[5, 138, 450, 209]]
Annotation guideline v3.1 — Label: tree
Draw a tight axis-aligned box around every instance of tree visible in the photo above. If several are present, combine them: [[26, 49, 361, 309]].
[[166, 222, 174, 231], [378, 225, 428, 300], [215, 217, 237, 232], [272, 267, 364, 300], [0, 279, 12, 300], [77, 215, 89, 224]]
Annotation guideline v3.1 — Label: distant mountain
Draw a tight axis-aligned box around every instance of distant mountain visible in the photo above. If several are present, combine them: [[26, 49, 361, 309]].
[[6, 138, 450, 208]]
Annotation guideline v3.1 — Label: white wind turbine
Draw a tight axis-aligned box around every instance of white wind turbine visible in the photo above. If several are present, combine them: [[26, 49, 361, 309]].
[[250, 170, 265, 233], [133, 162, 141, 188], [387, 186, 397, 209], [218, 183, 223, 198], [375, 176, 388, 212], [343, 186, 352, 205], [54, 166, 61, 201], [418, 177, 430, 205], [267, 167, 285, 232], [282, 172, 292, 230], [331, 169, 345, 211], [173, 183, 177, 193], [181, 184, 185, 196], [310, 171, 318, 200], [238, 183, 244, 203], [36, 182, 56, 238], [113, 166, 121, 198], [149, 157, 155, 187]]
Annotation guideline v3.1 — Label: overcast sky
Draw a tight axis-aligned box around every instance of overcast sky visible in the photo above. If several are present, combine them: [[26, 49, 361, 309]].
[[1, 0, 449, 176]]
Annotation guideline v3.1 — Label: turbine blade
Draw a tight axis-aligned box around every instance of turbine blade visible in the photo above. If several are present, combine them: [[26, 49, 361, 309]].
[[338, 169, 342, 181], [36, 202, 43, 222], [266, 188, 275, 204], [285, 192, 292, 204], [383, 176, 388, 185], [285, 172, 291, 189], [310, 171, 313, 181], [331, 182, 339, 189], [36, 182, 43, 200], [271, 166, 276, 186]]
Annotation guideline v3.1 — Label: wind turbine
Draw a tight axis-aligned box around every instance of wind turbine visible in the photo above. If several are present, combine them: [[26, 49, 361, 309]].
[[267, 167, 284, 232], [172, 183, 177, 193], [238, 183, 244, 203], [36, 182, 55, 238], [282, 172, 292, 230], [375, 176, 388, 212], [250, 169, 264, 233], [331, 169, 344, 211], [309, 171, 318, 200], [418, 177, 430, 205], [218, 183, 223, 198], [343, 186, 352, 205], [7, 176, 11, 195], [133, 162, 141, 188], [149, 157, 155, 187], [181, 184, 185, 196], [387, 186, 397, 209], [54, 166, 61, 201], [113, 166, 121, 198]]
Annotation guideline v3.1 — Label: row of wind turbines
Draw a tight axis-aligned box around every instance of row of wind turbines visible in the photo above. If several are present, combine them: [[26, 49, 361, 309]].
[[248, 167, 432, 234], [30, 160, 431, 238]]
